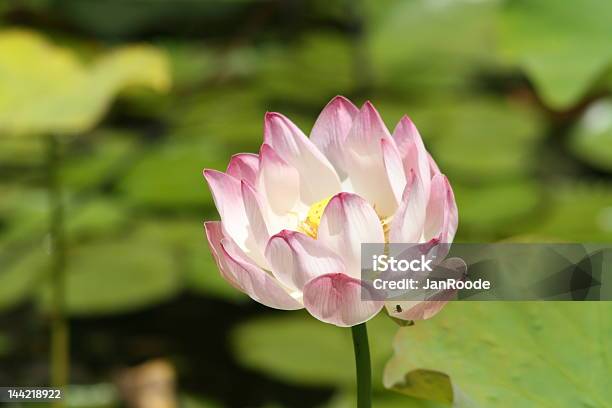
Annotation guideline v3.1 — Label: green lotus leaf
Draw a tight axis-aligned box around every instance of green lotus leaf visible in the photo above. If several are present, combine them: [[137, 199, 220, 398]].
[[368, 0, 499, 96], [528, 183, 612, 241], [385, 302, 612, 407], [36, 237, 180, 316], [498, 0, 612, 109], [232, 313, 397, 390], [0, 29, 170, 136], [119, 139, 228, 209]]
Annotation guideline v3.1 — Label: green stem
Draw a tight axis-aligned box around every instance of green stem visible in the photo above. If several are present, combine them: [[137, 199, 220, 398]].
[[47, 135, 68, 403], [351, 322, 372, 408]]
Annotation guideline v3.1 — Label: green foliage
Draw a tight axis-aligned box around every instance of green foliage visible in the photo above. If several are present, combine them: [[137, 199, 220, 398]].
[[119, 139, 226, 209], [232, 313, 397, 390], [527, 183, 612, 241], [498, 0, 612, 109], [37, 237, 180, 316], [0, 29, 170, 136], [368, 0, 499, 96], [257, 33, 357, 105], [384, 302, 612, 407]]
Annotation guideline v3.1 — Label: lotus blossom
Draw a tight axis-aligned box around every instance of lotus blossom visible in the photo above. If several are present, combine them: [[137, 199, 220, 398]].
[[203, 96, 458, 327]]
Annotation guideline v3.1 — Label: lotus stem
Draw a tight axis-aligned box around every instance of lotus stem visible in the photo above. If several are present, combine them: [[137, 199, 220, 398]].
[[47, 134, 68, 405], [351, 322, 372, 408]]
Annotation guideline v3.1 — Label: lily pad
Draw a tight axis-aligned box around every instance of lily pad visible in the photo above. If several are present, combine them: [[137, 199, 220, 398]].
[[384, 302, 612, 407], [453, 180, 542, 240], [368, 0, 499, 96], [61, 128, 139, 190], [257, 33, 356, 105], [0, 29, 170, 136], [498, 0, 612, 109], [529, 183, 612, 241], [36, 237, 180, 316], [119, 139, 228, 209], [133, 219, 246, 302], [232, 313, 398, 390], [324, 390, 444, 408], [0, 247, 47, 311]]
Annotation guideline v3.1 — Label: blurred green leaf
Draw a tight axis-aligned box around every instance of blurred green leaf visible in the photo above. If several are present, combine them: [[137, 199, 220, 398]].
[[0, 247, 46, 311], [432, 100, 542, 182], [454, 180, 542, 240], [37, 237, 180, 316], [119, 139, 227, 209], [65, 199, 128, 240], [384, 302, 612, 407], [404, 98, 543, 183], [134, 219, 246, 302], [498, 0, 612, 109], [170, 87, 264, 149], [232, 313, 397, 390], [324, 390, 445, 408], [368, 0, 499, 96], [567, 99, 612, 171], [0, 137, 46, 166], [257, 33, 356, 105], [528, 183, 612, 241], [61, 128, 139, 190], [0, 188, 128, 244], [0, 28, 170, 136]]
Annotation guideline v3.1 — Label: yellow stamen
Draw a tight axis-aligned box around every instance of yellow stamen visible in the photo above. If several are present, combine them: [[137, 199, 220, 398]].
[[299, 195, 394, 241], [299, 196, 333, 239]]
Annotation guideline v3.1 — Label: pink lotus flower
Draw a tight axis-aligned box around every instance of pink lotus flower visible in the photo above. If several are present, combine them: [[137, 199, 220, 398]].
[[203, 96, 458, 327]]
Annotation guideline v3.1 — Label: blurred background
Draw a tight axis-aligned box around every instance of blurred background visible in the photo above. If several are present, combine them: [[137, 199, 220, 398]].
[[0, 0, 611, 407]]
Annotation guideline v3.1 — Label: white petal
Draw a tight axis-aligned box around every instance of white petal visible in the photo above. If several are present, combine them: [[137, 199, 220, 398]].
[[317, 193, 385, 278], [303, 273, 383, 327], [264, 112, 341, 204], [257, 144, 301, 215], [424, 174, 458, 243], [310, 96, 359, 179], [226, 153, 259, 184], [265, 230, 345, 291], [344, 102, 398, 216], [241, 180, 270, 257], [393, 116, 431, 198], [390, 169, 427, 243], [381, 137, 407, 204], [220, 237, 303, 310]]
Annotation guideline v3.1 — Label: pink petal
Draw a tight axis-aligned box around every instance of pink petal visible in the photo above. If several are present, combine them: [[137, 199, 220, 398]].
[[427, 152, 441, 177], [241, 180, 270, 257], [385, 258, 466, 320], [265, 230, 345, 292], [203, 169, 250, 250], [317, 193, 385, 278], [257, 144, 300, 215], [264, 112, 341, 204], [204, 221, 242, 290], [343, 102, 399, 216], [226, 153, 259, 185], [381, 137, 407, 204], [392, 116, 431, 196], [303, 273, 384, 327], [346, 101, 392, 148], [389, 169, 427, 243], [424, 174, 458, 243], [310, 96, 359, 179], [220, 237, 303, 310]]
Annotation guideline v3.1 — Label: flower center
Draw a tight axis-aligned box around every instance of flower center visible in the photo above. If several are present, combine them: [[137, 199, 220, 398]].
[[299, 196, 333, 239], [298, 195, 393, 240]]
